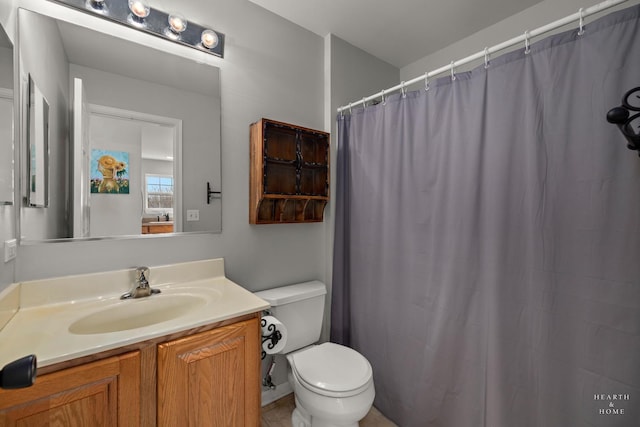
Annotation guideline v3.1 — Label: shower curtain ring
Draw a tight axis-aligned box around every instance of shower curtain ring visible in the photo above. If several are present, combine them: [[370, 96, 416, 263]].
[[484, 47, 490, 69], [450, 61, 456, 81], [424, 72, 429, 91], [401, 81, 407, 98], [381, 89, 386, 105], [362, 97, 367, 110], [524, 30, 531, 54], [578, 8, 585, 36], [348, 102, 352, 114]]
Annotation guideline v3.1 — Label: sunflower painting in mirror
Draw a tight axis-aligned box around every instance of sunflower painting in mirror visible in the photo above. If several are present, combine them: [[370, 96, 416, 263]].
[[90, 149, 130, 194]]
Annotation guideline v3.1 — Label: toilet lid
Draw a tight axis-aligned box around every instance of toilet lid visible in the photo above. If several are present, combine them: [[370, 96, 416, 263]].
[[291, 342, 372, 394]]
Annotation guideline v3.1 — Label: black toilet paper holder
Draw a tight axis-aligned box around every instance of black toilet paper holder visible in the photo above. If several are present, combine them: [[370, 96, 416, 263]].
[[261, 318, 282, 360]]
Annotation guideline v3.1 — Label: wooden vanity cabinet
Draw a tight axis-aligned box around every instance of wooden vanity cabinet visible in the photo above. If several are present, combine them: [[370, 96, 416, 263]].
[[250, 118, 330, 224], [141, 223, 174, 234], [0, 315, 261, 427], [0, 352, 140, 426], [157, 318, 261, 427]]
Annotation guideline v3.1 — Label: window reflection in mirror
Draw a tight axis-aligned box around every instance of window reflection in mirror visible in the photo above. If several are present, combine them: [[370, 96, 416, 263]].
[[0, 22, 13, 205], [17, 8, 221, 242]]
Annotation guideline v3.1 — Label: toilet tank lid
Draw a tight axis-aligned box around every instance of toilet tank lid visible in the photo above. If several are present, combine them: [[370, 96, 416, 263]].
[[254, 280, 326, 306]]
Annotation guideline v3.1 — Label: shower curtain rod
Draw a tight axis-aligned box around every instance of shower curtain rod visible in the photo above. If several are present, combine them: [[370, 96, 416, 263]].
[[337, 0, 629, 113]]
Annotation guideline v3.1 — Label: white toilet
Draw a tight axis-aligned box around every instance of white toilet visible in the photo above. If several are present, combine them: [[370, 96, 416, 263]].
[[255, 281, 375, 427]]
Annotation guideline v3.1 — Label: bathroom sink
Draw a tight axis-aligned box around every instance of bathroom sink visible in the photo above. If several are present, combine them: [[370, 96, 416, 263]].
[[68, 293, 208, 335]]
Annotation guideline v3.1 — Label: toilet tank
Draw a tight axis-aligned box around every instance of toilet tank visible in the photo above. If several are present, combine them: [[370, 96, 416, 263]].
[[255, 281, 326, 354]]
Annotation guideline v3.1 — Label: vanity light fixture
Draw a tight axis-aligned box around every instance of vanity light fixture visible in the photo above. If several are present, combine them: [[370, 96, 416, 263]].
[[200, 29, 219, 49], [127, 0, 150, 25], [166, 13, 187, 38], [168, 15, 186, 32], [86, 0, 106, 11], [50, 0, 225, 58]]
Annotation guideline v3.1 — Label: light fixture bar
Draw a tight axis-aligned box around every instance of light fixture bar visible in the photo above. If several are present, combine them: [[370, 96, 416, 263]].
[[49, 0, 225, 58]]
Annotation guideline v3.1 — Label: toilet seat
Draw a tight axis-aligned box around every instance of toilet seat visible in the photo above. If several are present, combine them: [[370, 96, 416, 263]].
[[289, 342, 373, 398]]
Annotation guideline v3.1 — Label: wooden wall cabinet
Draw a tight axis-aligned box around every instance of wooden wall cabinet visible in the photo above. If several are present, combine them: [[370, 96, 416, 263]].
[[250, 118, 330, 224], [0, 352, 140, 426]]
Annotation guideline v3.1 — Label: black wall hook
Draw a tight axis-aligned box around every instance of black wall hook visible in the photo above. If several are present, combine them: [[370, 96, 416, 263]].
[[207, 182, 221, 204], [607, 87, 640, 156]]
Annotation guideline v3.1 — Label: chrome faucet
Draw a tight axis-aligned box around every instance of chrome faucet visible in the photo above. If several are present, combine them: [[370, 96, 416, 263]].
[[120, 267, 161, 299]]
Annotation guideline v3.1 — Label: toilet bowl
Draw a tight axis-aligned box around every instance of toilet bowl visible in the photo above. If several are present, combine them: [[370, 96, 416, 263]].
[[287, 342, 375, 427], [254, 281, 376, 427]]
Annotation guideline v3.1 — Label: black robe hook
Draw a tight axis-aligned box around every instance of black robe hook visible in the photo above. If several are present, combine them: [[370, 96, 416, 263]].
[[207, 182, 221, 204], [606, 87, 640, 156]]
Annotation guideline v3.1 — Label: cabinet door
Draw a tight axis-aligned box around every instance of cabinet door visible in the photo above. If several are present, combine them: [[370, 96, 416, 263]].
[[0, 352, 140, 426], [157, 318, 260, 427], [299, 130, 329, 197], [263, 123, 298, 195]]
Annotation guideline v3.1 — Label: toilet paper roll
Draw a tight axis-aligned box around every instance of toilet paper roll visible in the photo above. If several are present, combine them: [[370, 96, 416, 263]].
[[261, 315, 288, 355]]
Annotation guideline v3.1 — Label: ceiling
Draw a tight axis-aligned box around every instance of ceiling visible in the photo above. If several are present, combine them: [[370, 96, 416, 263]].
[[56, 18, 219, 97], [249, 0, 543, 68]]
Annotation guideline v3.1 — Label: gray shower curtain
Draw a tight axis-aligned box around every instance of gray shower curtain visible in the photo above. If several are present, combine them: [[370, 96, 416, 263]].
[[332, 5, 640, 427]]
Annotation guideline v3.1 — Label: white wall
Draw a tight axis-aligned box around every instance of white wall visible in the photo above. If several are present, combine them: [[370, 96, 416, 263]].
[[401, 0, 640, 83], [17, 10, 70, 240], [0, 46, 10, 87], [0, 46, 13, 205], [4, 0, 326, 294], [0, 1, 15, 290]]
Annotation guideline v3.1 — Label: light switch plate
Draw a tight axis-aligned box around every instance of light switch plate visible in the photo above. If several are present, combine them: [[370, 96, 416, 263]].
[[4, 239, 17, 262], [186, 210, 200, 221]]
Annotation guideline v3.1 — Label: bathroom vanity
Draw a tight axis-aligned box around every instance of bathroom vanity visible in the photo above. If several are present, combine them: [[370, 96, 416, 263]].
[[0, 259, 269, 426], [141, 221, 175, 234]]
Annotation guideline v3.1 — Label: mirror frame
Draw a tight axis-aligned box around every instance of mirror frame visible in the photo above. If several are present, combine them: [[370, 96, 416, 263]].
[[26, 74, 49, 208], [0, 20, 14, 207], [15, 6, 223, 244]]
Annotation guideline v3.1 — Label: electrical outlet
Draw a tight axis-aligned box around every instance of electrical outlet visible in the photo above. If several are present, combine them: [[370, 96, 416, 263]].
[[4, 239, 17, 262], [186, 209, 200, 221]]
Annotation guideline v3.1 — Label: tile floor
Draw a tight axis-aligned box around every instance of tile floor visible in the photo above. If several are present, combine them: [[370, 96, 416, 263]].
[[261, 393, 397, 427]]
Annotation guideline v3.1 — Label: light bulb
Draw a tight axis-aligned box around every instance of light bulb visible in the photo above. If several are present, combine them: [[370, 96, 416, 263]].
[[201, 29, 219, 49], [128, 0, 150, 18], [168, 14, 187, 34], [87, 0, 106, 10]]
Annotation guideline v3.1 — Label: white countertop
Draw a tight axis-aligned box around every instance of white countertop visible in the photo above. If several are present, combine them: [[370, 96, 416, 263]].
[[0, 259, 269, 369]]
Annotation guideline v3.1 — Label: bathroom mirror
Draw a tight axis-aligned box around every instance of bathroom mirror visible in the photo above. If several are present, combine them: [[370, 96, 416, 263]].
[[17, 8, 221, 242], [0, 21, 13, 205]]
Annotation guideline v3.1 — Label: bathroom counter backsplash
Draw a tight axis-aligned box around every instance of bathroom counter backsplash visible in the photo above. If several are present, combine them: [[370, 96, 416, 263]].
[[0, 258, 269, 369]]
